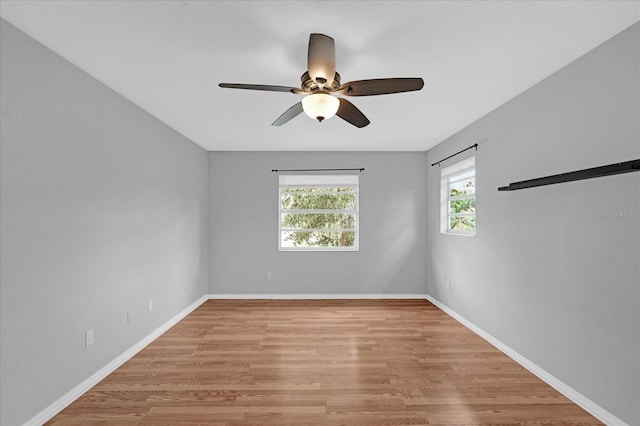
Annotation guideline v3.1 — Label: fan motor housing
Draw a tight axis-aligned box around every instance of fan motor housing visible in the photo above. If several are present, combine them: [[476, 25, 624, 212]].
[[301, 71, 341, 92]]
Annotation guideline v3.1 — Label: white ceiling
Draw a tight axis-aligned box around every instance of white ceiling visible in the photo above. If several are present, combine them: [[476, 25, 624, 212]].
[[1, 1, 638, 152]]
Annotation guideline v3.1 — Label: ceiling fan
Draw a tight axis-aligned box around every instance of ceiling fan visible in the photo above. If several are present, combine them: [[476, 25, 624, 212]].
[[219, 33, 424, 128]]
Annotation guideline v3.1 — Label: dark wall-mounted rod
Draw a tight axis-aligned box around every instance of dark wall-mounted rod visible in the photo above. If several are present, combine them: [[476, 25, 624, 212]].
[[431, 143, 478, 167], [498, 159, 639, 191], [272, 168, 365, 173]]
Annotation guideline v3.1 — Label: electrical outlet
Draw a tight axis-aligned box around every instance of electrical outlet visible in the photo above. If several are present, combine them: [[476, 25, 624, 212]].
[[127, 311, 133, 325], [148, 299, 153, 312], [85, 329, 94, 347], [266, 272, 272, 280]]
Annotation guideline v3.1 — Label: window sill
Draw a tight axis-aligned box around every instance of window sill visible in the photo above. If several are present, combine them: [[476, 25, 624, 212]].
[[279, 247, 360, 252], [441, 231, 476, 237]]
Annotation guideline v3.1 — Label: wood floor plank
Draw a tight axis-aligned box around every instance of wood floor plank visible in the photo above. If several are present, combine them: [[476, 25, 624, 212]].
[[46, 300, 602, 425]]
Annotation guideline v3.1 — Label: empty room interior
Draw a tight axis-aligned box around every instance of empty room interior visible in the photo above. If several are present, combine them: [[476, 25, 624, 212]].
[[1, 1, 639, 425]]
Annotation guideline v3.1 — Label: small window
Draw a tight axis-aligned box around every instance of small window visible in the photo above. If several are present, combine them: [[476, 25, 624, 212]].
[[441, 157, 476, 235], [279, 175, 359, 251]]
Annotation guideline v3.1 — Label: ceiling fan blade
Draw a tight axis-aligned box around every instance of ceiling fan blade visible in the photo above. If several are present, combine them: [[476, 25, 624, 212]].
[[308, 33, 336, 86], [336, 98, 370, 128], [338, 78, 424, 96], [272, 102, 304, 126], [219, 83, 298, 93]]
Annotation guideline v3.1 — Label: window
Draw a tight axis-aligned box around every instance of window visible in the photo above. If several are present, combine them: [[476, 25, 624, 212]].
[[441, 157, 476, 235], [279, 175, 359, 251]]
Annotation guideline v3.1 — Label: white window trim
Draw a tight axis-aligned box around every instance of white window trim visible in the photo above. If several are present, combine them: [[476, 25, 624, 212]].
[[441, 156, 476, 236], [279, 175, 359, 251]]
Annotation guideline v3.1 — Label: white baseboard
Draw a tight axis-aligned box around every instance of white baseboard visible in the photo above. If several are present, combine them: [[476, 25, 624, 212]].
[[24, 295, 209, 426], [425, 295, 628, 426], [207, 293, 429, 299]]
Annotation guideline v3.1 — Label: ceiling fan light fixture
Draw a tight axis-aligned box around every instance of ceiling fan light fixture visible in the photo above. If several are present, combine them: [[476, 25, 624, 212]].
[[219, 33, 423, 127], [302, 93, 339, 122]]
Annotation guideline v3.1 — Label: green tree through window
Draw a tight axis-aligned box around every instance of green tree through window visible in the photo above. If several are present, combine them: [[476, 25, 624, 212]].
[[441, 157, 476, 235], [279, 176, 359, 250], [449, 183, 476, 231]]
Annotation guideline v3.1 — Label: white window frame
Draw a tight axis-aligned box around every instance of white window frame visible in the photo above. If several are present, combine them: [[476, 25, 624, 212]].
[[441, 156, 476, 236], [278, 175, 359, 251]]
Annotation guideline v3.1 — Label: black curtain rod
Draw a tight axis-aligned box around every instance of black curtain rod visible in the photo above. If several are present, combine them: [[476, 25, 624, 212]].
[[431, 143, 478, 167], [498, 159, 639, 191], [271, 168, 365, 173]]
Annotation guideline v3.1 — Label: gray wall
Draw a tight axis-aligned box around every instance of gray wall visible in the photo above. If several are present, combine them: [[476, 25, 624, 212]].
[[2, 12, 637, 426], [0, 20, 209, 425], [425, 23, 639, 424], [209, 151, 428, 295]]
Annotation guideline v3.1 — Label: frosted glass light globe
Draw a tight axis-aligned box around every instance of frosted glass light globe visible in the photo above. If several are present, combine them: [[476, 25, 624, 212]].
[[302, 93, 339, 122]]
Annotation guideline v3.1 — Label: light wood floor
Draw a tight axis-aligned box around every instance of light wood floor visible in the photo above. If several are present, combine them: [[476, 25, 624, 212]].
[[47, 299, 602, 425]]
